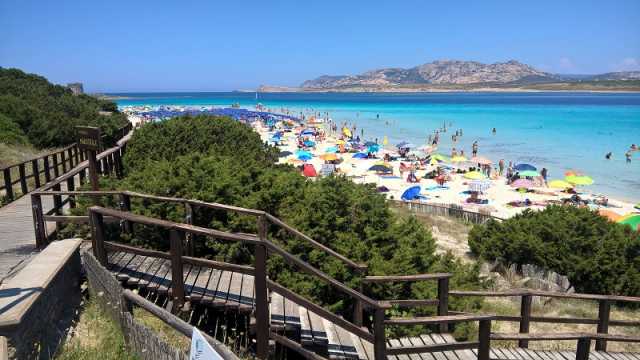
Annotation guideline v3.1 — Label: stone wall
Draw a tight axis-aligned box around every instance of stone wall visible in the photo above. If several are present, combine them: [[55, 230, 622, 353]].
[[0, 239, 83, 359], [83, 252, 189, 360]]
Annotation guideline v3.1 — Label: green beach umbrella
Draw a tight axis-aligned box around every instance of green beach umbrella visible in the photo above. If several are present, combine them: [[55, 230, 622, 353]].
[[518, 170, 540, 177], [565, 175, 594, 186], [618, 214, 640, 231], [548, 179, 573, 189], [464, 171, 487, 180]]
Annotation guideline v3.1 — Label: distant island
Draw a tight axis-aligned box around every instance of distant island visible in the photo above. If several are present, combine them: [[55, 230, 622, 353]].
[[259, 59, 640, 92]]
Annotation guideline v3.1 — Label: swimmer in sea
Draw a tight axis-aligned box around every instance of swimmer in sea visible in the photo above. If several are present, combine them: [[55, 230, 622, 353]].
[[492, 127, 496, 135], [605, 152, 612, 160]]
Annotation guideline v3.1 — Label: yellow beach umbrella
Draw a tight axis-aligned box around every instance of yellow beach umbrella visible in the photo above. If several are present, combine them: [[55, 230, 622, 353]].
[[565, 175, 594, 186], [431, 153, 450, 162], [342, 127, 352, 138], [548, 180, 573, 189], [320, 153, 338, 161], [335, 139, 346, 145], [383, 136, 388, 145], [464, 171, 487, 180], [451, 155, 467, 163]]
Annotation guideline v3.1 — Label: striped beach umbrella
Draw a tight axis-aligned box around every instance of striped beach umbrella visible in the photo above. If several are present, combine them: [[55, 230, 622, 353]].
[[468, 180, 492, 193]]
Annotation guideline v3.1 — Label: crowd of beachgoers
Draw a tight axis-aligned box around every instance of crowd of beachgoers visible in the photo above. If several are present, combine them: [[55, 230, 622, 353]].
[[122, 104, 640, 226]]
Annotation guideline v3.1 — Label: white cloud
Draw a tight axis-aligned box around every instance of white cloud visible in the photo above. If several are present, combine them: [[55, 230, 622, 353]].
[[611, 57, 640, 72]]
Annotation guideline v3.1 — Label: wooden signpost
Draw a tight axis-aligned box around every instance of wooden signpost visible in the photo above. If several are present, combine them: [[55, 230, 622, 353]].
[[76, 126, 101, 191]]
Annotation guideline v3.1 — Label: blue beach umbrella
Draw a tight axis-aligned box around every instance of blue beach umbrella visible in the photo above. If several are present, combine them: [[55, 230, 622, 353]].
[[325, 146, 338, 153], [514, 163, 537, 172], [278, 151, 293, 157], [368, 144, 381, 153], [296, 150, 313, 161], [353, 153, 368, 159], [368, 164, 392, 173], [300, 128, 315, 136], [304, 140, 316, 147], [401, 186, 422, 201]]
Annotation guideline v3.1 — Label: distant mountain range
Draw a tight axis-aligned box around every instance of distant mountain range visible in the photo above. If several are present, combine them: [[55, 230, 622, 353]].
[[256, 60, 640, 92]]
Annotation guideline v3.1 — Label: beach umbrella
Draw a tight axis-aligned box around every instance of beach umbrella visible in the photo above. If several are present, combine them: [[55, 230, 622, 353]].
[[269, 136, 281, 143], [320, 153, 338, 161], [296, 150, 313, 161], [324, 146, 338, 153], [599, 209, 623, 222], [342, 127, 352, 138], [514, 163, 537, 172], [377, 185, 390, 193], [336, 139, 346, 145], [401, 186, 421, 201], [352, 153, 368, 159], [518, 170, 540, 177], [468, 180, 492, 193], [451, 155, 467, 163], [431, 153, 450, 162], [303, 140, 316, 147], [565, 175, 593, 186], [383, 136, 388, 145], [464, 171, 487, 180], [510, 179, 535, 188], [300, 128, 315, 136], [548, 180, 573, 189], [278, 151, 293, 157], [368, 164, 392, 173], [429, 158, 440, 165], [396, 141, 414, 149], [302, 164, 317, 177], [470, 156, 492, 165], [618, 214, 640, 231], [368, 144, 380, 153]]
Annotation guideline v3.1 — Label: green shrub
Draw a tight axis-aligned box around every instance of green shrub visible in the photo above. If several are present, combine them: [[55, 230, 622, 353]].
[[469, 205, 640, 296], [0, 67, 129, 148], [0, 112, 28, 145]]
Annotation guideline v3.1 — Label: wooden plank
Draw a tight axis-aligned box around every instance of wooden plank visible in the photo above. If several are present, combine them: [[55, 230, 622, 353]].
[[332, 323, 359, 359], [283, 296, 301, 328], [146, 259, 171, 293], [424, 334, 458, 360], [202, 269, 223, 304], [350, 333, 371, 360], [390, 338, 414, 360], [239, 274, 254, 307], [405, 337, 437, 360], [113, 253, 137, 275], [136, 258, 164, 290], [127, 256, 157, 286], [226, 271, 244, 309], [323, 318, 347, 359], [299, 306, 314, 346], [190, 268, 214, 303], [107, 251, 126, 269], [184, 266, 201, 299], [116, 255, 147, 282], [270, 291, 285, 325], [308, 309, 328, 346], [212, 270, 233, 307]]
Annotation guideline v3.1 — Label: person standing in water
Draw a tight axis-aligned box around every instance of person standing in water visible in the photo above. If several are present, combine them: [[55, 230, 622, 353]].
[[626, 150, 633, 163], [498, 159, 505, 176], [492, 127, 497, 135], [541, 168, 548, 186], [472, 141, 478, 156]]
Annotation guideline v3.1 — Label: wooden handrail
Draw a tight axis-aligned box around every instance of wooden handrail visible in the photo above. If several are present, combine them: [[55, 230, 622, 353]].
[[491, 332, 640, 342], [450, 289, 640, 303], [363, 273, 452, 283], [385, 314, 495, 326]]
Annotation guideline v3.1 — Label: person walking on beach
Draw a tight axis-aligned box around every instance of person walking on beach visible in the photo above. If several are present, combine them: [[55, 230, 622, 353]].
[[626, 150, 632, 163], [498, 159, 505, 176], [472, 141, 478, 157], [541, 168, 548, 186], [451, 147, 457, 157]]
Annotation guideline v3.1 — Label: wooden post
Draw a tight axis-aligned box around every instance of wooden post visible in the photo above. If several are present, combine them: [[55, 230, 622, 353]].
[[478, 319, 491, 360], [595, 299, 610, 351], [90, 211, 108, 266], [114, 151, 123, 178], [43, 156, 51, 182], [519, 294, 532, 348], [119, 193, 133, 234], [373, 306, 386, 360], [3, 168, 13, 202], [254, 215, 269, 360], [60, 150, 67, 173], [52, 153, 60, 177], [107, 153, 114, 175], [18, 163, 28, 195], [437, 277, 449, 333], [52, 183, 63, 215], [184, 203, 194, 256], [73, 145, 80, 165], [67, 177, 76, 208], [31, 194, 46, 248], [353, 287, 364, 327], [576, 337, 591, 360], [31, 159, 40, 189], [169, 229, 185, 308], [87, 150, 99, 191], [68, 148, 74, 168]]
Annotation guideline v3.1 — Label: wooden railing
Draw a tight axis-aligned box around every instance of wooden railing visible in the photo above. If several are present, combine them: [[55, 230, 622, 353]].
[[0, 122, 131, 206], [391, 199, 505, 224], [33, 191, 640, 360], [450, 289, 640, 352]]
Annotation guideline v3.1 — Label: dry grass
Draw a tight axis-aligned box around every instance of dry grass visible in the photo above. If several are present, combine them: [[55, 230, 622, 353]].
[[56, 298, 137, 360], [133, 307, 191, 351]]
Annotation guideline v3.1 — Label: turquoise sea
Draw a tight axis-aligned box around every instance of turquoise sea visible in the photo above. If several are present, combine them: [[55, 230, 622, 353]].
[[114, 92, 640, 203]]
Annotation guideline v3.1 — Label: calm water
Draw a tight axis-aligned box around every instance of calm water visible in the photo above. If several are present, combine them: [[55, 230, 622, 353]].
[[114, 92, 640, 203]]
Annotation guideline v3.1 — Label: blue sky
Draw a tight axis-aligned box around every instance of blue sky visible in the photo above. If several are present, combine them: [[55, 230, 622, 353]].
[[1, 0, 639, 92]]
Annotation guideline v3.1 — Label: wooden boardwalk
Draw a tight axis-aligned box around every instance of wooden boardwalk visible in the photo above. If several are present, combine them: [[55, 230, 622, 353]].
[[106, 250, 640, 360]]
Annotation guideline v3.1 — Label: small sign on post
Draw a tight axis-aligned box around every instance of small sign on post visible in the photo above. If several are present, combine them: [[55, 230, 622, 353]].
[[190, 328, 223, 360], [76, 126, 101, 191]]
